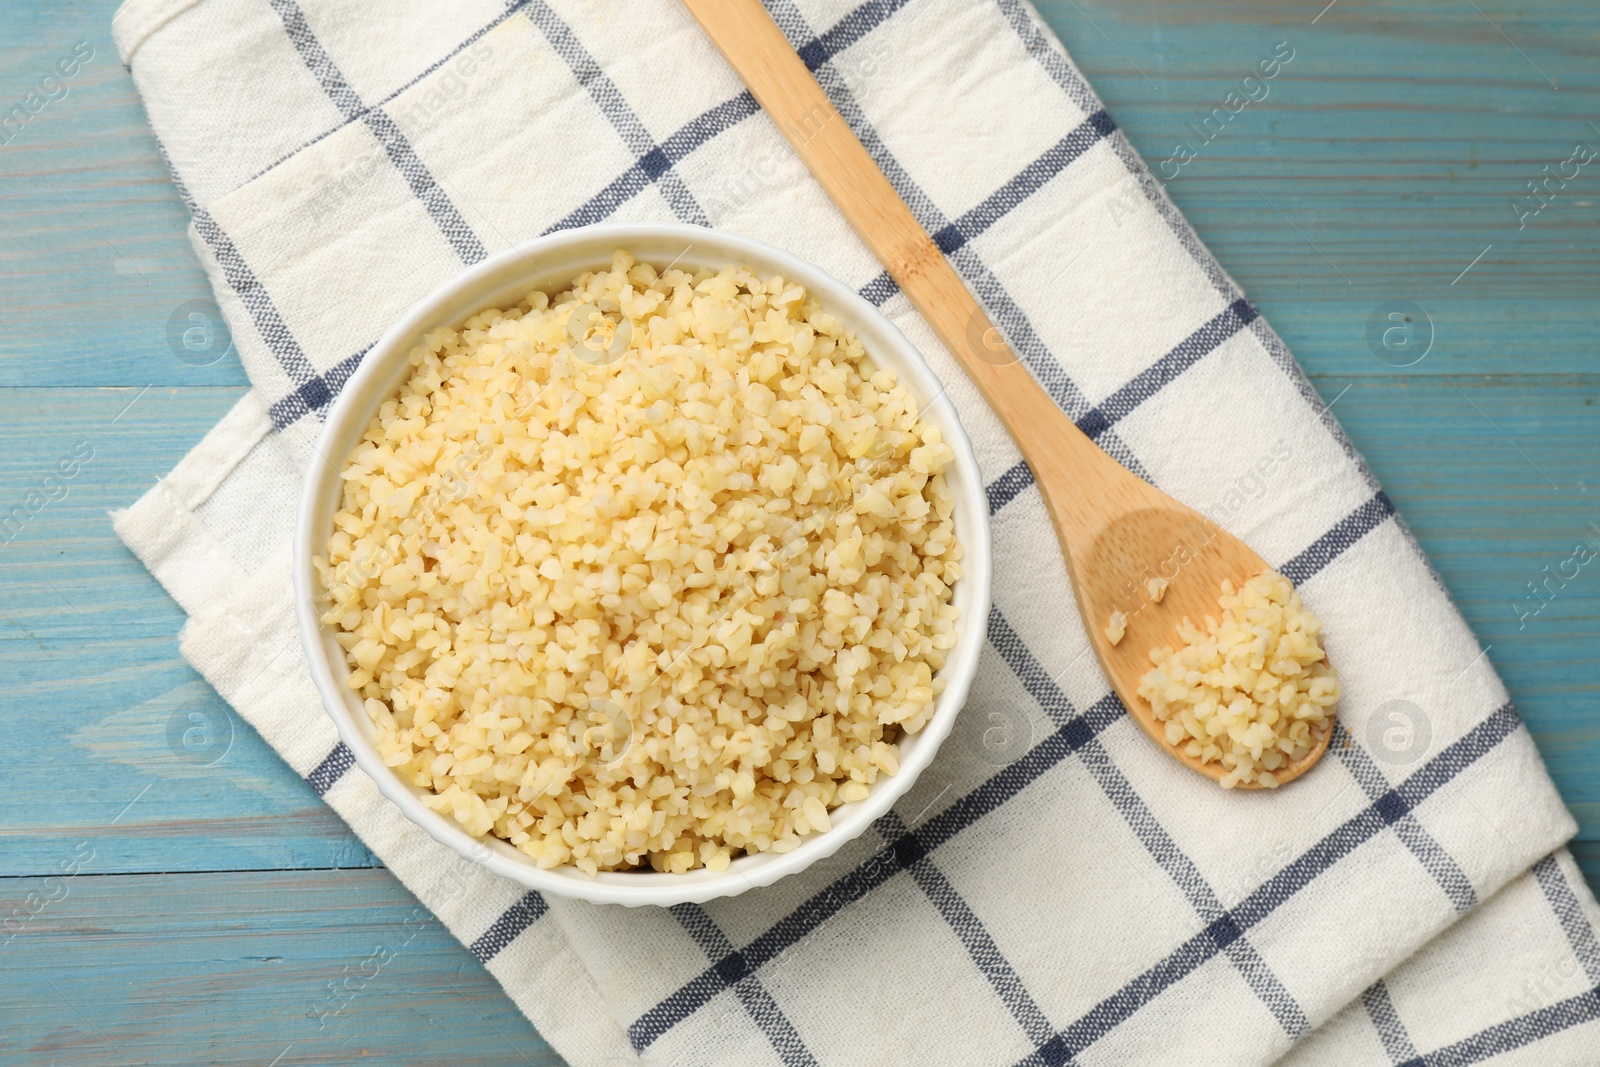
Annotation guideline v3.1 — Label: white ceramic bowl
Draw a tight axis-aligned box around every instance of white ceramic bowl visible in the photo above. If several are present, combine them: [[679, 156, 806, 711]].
[[293, 224, 992, 906]]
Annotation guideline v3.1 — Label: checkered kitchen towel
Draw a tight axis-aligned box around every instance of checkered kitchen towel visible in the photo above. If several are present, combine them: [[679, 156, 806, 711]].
[[110, 0, 1600, 1064]]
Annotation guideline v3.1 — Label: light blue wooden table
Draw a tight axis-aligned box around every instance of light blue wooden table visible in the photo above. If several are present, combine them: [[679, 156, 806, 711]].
[[1, 1, 1595, 1063]]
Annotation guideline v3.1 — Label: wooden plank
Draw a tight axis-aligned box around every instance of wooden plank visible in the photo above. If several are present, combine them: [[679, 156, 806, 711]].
[[1035, 1, 1599, 380], [0, 386, 378, 875], [0, 0, 1595, 1060], [1331, 374, 1600, 839], [0, 868, 560, 1067], [0, 7, 249, 388]]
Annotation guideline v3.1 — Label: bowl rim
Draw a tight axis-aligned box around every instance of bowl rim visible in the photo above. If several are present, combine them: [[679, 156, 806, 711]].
[[292, 222, 993, 906]]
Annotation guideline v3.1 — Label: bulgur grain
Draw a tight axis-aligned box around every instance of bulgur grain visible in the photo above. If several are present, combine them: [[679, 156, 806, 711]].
[[1137, 570, 1337, 789]]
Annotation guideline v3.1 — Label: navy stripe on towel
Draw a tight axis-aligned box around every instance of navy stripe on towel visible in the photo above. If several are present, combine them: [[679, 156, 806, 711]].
[[1280, 492, 1395, 585], [267, 346, 368, 430], [267, 91, 761, 431], [1074, 298, 1259, 442], [247, 2, 534, 187], [1394, 987, 1600, 1067], [875, 811, 1056, 1046], [989, 608, 1310, 1040], [1013, 702, 1524, 1065], [469, 891, 548, 964], [546, 92, 760, 232], [1361, 980, 1422, 1065], [858, 271, 900, 307], [525, 0, 707, 226], [306, 741, 356, 797], [851, 107, 1116, 326], [1237, 704, 1520, 935], [191, 209, 319, 387], [269, 0, 486, 265], [932, 110, 1115, 257], [303, 739, 551, 968], [986, 461, 1035, 514], [1533, 855, 1600, 986], [361, 109, 488, 264], [252, 3, 1116, 431], [1331, 721, 1478, 914], [268, 0, 363, 116], [797, 0, 913, 71], [668, 904, 819, 1067]]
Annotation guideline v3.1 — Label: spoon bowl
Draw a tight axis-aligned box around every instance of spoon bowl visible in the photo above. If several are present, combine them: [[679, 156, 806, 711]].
[[1073, 505, 1334, 787]]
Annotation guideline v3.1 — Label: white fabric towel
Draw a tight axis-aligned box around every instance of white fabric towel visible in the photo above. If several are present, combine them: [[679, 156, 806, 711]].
[[110, 1, 1600, 1064]]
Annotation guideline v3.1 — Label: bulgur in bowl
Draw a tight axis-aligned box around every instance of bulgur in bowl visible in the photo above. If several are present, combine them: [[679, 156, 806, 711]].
[[293, 224, 992, 906]]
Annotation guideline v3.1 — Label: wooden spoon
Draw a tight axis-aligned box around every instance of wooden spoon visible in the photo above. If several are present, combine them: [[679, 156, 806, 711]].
[[680, 0, 1332, 786]]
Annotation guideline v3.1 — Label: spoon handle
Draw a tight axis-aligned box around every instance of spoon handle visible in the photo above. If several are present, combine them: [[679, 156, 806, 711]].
[[679, 0, 1106, 486]]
